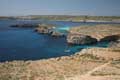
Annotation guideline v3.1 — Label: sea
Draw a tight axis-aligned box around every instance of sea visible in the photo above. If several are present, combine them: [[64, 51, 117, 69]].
[[0, 19, 119, 62]]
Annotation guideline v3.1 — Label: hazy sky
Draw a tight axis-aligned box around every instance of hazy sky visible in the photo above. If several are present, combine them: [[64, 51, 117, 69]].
[[0, 0, 120, 16]]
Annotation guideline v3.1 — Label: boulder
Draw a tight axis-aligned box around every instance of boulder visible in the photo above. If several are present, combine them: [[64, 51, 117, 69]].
[[67, 33, 97, 45]]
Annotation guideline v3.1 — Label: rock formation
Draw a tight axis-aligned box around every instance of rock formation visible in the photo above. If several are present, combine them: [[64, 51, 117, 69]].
[[69, 25, 120, 41], [109, 39, 120, 48], [35, 24, 65, 37], [51, 31, 65, 37], [100, 35, 120, 42], [10, 24, 38, 28], [67, 33, 97, 45], [35, 24, 55, 34]]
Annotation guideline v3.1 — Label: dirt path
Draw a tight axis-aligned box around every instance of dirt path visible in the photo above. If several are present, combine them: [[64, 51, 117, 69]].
[[66, 61, 111, 80], [84, 61, 111, 76]]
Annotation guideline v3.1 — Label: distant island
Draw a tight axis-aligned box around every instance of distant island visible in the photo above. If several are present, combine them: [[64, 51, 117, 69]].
[[1, 15, 120, 22]]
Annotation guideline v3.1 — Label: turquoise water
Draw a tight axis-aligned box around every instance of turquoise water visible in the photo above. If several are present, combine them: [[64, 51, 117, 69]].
[[56, 27, 70, 31], [0, 20, 119, 62]]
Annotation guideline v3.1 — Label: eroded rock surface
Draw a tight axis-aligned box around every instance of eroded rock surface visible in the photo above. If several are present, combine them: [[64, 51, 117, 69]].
[[51, 31, 65, 37], [35, 24, 55, 34], [109, 39, 120, 48], [67, 34, 97, 45], [69, 25, 120, 41]]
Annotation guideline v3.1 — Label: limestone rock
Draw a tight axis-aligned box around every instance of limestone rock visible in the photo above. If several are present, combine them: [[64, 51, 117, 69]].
[[51, 31, 65, 37], [35, 24, 55, 34], [69, 25, 120, 41], [67, 33, 97, 45], [109, 39, 120, 48]]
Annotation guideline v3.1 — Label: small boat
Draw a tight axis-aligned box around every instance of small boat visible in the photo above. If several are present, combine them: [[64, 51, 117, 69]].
[[64, 49, 71, 52]]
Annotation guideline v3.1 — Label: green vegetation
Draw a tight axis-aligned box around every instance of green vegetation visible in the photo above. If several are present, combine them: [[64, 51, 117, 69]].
[[1, 15, 120, 21], [0, 61, 30, 80], [0, 16, 16, 20], [111, 49, 120, 52], [92, 71, 120, 76], [28, 15, 120, 21], [79, 54, 101, 61]]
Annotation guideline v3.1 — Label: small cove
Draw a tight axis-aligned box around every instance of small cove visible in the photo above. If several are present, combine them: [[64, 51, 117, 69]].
[[0, 20, 119, 62]]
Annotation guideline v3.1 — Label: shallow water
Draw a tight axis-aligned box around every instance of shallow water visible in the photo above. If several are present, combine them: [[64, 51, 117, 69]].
[[0, 20, 119, 62]]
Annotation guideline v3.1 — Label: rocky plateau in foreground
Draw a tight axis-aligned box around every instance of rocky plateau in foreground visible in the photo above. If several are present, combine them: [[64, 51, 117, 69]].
[[0, 47, 120, 80]]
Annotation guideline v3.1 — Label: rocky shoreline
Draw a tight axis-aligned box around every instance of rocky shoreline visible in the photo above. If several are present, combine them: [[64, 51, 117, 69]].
[[9, 23, 120, 47], [109, 39, 120, 48], [10, 24, 38, 28], [0, 47, 120, 80], [2, 24, 119, 80], [35, 24, 65, 37], [67, 24, 120, 45], [10, 23, 65, 37], [67, 34, 97, 45]]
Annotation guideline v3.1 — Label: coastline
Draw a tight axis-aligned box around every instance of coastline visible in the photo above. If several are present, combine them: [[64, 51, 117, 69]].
[[49, 19, 120, 23], [0, 21, 120, 80], [0, 47, 120, 80]]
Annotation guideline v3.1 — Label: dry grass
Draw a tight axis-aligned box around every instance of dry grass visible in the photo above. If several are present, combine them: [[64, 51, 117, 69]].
[[91, 60, 120, 76], [79, 48, 120, 60]]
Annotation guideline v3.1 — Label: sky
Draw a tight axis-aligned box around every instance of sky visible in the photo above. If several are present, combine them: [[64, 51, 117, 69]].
[[0, 0, 120, 16]]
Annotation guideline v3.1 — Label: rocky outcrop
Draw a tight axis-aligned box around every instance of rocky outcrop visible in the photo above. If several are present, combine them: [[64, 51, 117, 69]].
[[51, 31, 65, 37], [69, 25, 120, 41], [35, 27, 53, 34], [35, 24, 55, 34], [100, 35, 120, 42], [35, 24, 65, 37], [10, 24, 38, 28], [67, 33, 97, 45], [109, 39, 120, 48]]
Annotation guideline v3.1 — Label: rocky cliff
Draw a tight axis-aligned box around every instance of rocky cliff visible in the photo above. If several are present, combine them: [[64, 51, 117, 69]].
[[67, 24, 120, 45], [68, 24, 120, 41], [67, 34, 97, 45]]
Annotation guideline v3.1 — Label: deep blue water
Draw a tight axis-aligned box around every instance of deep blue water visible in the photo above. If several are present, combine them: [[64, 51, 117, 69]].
[[0, 20, 120, 62]]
